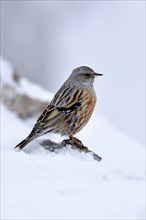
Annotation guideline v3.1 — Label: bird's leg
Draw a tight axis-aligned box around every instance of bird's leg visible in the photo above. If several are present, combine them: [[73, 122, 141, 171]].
[[62, 135, 88, 151], [69, 135, 84, 146]]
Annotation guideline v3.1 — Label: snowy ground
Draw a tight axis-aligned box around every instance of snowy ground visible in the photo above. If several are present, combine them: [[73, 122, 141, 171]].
[[1, 59, 145, 219]]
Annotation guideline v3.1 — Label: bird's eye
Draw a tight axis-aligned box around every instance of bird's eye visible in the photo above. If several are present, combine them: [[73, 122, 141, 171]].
[[84, 73, 90, 78]]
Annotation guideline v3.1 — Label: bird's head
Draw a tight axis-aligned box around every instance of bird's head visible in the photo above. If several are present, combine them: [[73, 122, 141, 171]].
[[70, 66, 103, 86]]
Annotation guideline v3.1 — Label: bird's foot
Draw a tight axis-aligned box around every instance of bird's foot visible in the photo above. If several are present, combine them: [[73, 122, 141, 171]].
[[62, 136, 102, 162], [62, 136, 88, 151]]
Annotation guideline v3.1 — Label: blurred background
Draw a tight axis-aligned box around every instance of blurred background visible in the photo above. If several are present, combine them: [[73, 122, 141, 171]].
[[1, 1, 145, 145]]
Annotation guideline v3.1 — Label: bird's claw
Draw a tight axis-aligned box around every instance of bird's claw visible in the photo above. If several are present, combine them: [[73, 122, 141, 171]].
[[62, 137, 88, 151]]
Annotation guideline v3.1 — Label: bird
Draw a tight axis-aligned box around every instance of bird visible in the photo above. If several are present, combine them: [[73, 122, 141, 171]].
[[14, 66, 103, 150]]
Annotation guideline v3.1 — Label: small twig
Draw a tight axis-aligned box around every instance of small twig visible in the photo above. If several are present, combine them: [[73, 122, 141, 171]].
[[40, 139, 102, 162]]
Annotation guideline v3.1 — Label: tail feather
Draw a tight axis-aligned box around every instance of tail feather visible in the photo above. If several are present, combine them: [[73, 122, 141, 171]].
[[14, 135, 35, 150]]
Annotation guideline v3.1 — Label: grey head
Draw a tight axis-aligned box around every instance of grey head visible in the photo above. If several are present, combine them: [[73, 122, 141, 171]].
[[69, 66, 103, 86]]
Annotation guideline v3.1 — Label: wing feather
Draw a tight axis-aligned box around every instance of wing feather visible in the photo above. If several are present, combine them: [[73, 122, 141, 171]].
[[31, 83, 83, 135]]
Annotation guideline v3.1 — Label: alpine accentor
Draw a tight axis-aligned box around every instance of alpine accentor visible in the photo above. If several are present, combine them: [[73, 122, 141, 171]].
[[15, 66, 102, 150]]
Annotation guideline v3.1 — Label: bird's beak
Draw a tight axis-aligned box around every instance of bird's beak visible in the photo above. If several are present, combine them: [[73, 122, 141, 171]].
[[93, 72, 103, 78]]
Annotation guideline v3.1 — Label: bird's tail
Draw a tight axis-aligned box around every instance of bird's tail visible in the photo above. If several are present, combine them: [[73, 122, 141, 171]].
[[14, 134, 36, 150]]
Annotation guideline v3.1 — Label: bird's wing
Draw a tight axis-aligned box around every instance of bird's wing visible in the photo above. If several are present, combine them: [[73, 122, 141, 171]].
[[31, 83, 83, 134], [51, 81, 83, 108], [38, 82, 83, 122]]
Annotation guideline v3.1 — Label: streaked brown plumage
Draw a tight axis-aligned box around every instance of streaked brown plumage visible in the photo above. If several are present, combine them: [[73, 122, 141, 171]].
[[15, 66, 102, 150]]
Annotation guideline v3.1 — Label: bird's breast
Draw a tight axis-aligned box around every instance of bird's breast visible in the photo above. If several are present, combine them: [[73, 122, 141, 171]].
[[77, 93, 96, 125], [66, 90, 96, 135]]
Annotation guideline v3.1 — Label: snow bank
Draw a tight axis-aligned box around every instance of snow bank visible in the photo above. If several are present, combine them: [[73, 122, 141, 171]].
[[1, 59, 145, 219], [1, 58, 53, 101]]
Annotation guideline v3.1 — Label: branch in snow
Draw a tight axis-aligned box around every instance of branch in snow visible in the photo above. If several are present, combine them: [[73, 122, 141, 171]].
[[1, 59, 49, 119], [1, 84, 48, 119], [40, 139, 102, 162]]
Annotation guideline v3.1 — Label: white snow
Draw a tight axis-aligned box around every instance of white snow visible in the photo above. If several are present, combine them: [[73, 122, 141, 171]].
[[1, 58, 15, 87], [1, 58, 53, 101], [18, 78, 53, 102], [1, 59, 145, 219]]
